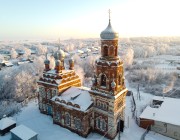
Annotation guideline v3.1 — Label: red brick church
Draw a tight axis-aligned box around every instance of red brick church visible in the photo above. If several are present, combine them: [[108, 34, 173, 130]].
[[37, 14, 128, 139]]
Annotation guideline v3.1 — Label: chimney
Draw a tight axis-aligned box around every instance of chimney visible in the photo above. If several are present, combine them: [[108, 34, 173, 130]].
[[69, 58, 74, 70]]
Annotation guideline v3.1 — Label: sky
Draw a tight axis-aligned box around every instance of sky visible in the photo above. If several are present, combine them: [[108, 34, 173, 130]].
[[0, 0, 180, 40]]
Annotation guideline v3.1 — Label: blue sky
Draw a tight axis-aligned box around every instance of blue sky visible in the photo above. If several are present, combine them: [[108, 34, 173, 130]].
[[0, 0, 180, 40]]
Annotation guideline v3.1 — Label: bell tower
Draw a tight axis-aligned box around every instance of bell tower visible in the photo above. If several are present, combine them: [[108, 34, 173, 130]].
[[90, 10, 128, 139]]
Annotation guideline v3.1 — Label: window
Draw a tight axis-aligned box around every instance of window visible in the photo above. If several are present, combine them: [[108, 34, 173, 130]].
[[118, 75, 121, 85], [118, 100, 123, 108], [101, 74, 106, 87], [100, 103, 103, 108], [55, 112, 61, 121], [96, 118, 101, 129], [43, 104, 46, 111], [174, 132, 178, 137], [109, 46, 115, 56], [47, 90, 51, 99], [39, 87, 45, 96], [74, 118, 82, 130], [104, 103, 107, 110], [96, 117, 106, 131], [52, 90, 56, 97], [104, 46, 108, 56], [102, 119, 106, 131], [65, 113, 70, 126]]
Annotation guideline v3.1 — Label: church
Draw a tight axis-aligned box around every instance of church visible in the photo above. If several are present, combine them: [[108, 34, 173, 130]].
[[37, 14, 128, 139]]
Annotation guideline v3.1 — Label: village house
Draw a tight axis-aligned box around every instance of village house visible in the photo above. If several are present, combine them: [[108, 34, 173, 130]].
[[139, 96, 180, 140]]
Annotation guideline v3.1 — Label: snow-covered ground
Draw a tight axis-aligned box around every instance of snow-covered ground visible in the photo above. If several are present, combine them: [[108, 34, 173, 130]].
[[0, 86, 174, 140], [136, 55, 180, 74]]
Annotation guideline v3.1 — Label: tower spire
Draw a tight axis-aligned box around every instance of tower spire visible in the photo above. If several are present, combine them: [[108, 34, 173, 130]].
[[108, 9, 111, 22], [58, 38, 61, 50], [46, 52, 48, 60]]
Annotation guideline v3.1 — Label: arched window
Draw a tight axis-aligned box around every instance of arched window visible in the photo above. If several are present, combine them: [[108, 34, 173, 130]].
[[96, 117, 107, 131], [47, 90, 51, 99], [52, 90, 56, 97], [104, 103, 107, 110], [65, 113, 70, 126], [118, 75, 121, 85], [101, 74, 106, 87], [104, 46, 108, 56], [100, 103, 103, 108], [74, 118, 82, 130], [96, 117, 101, 129], [109, 46, 115, 56], [102, 119, 106, 131], [55, 111, 61, 121]]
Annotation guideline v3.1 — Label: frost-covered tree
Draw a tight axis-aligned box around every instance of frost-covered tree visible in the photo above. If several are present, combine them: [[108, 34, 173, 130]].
[[49, 55, 55, 69], [0, 54, 4, 62], [36, 43, 47, 55], [10, 48, 18, 59], [23, 48, 31, 59], [122, 48, 134, 68]]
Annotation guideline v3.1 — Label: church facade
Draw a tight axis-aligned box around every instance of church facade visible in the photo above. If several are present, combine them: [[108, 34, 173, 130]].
[[37, 16, 128, 139]]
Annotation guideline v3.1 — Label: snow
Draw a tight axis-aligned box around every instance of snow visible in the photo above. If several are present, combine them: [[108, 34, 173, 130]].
[[46, 69, 73, 75], [52, 87, 93, 112], [0, 117, 16, 130], [55, 79, 62, 84], [0, 100, 107, 140], [140, 96, 180, 126], [139, 106, 158, 120], [4, 62, 13, 67], [10, 125, 37, 140], [0, 97, 173, 140]]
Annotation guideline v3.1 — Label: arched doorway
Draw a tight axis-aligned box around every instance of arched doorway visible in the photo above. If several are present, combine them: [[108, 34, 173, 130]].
[[117, 117, 124, 133]]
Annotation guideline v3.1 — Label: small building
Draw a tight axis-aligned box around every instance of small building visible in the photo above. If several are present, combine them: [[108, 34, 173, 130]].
[[139, 96, 180, 140], [10, 125, 38, 140], [0, 117, 16, 135]]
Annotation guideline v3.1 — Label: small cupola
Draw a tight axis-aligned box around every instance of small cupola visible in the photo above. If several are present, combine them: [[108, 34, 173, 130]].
[[69, 57, 74, 70], [44, 53, 50, 71], [55, 60, 62, 73]]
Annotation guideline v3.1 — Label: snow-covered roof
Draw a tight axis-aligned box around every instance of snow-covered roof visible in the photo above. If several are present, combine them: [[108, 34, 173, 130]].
[[52, 87, 93, 112], [46, 69, 73, 75], [0, 117, 16, 130], [140, 96, 180, 126], [5, 62, 13, 67], [139, 106, 158, 120], [10, 125, 37, 140]]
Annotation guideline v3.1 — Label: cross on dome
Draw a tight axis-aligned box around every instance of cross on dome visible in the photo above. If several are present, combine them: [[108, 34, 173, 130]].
[[108, 9, 111, 21], [58, 38, 61, 50]]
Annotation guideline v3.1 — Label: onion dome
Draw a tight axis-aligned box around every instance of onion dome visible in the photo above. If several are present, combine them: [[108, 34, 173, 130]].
[[54, 49, 65, 61], [56, 60, 61, 66], [111, 80, 116, 88], [44, 53, 50, 64], [44, 59, 50, 64], [100, 20, 118, 40]]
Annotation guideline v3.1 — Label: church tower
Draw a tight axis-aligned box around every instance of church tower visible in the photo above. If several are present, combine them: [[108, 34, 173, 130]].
[[90, 10, 128, 139]]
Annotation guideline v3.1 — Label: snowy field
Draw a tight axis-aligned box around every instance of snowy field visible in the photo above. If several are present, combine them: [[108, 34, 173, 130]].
[[0, 87, 174, 140]]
